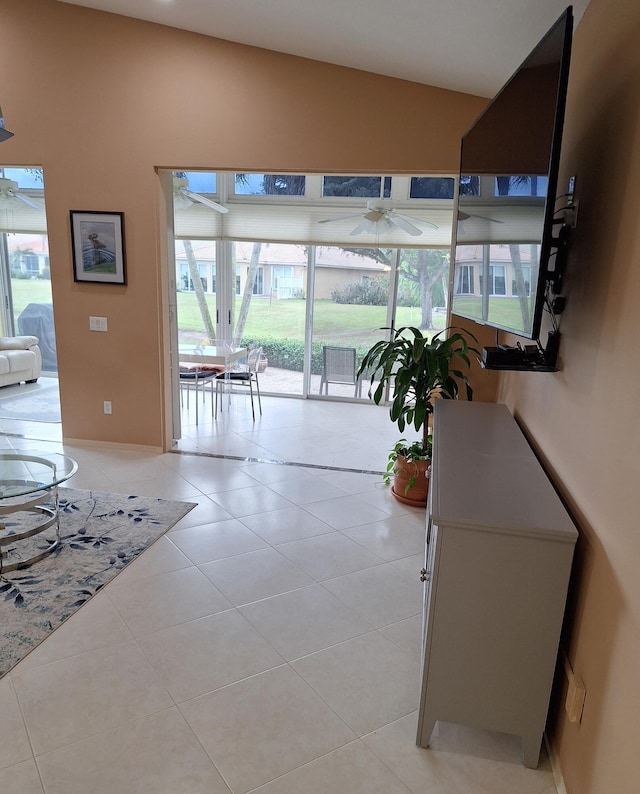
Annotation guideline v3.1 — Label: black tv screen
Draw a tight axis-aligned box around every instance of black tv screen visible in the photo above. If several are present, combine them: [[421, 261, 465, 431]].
[[451, 7, 573, 340]]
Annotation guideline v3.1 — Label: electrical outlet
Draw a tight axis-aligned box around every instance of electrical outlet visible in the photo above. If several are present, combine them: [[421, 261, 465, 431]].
[[103, 401, 112, 415]]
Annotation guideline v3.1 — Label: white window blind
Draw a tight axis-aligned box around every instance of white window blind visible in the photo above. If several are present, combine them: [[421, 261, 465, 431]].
[[456, 202, 545, 244], [174, 201, 453, 248], [0, 205, 47, 234]]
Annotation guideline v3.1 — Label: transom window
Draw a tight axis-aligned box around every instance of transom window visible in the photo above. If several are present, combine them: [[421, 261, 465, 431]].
[[322, 176, 391, 198], [234, 174, 306, 196]]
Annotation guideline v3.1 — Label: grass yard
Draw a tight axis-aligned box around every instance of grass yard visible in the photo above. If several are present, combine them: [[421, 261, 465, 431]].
[[452, 295, 533, 334], [176, 294, 445, 346], [10, 279, 54, 318], [8, 279, 446, 350]]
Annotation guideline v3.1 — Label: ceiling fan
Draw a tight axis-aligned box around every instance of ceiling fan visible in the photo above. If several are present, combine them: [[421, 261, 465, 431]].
[[173, 176, 228, 213], [0, 177, 42, 209], [319, 200, 437, 237]]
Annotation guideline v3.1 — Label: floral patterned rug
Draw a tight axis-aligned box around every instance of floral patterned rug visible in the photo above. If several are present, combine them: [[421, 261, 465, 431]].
[[0, 488, 194, 678]]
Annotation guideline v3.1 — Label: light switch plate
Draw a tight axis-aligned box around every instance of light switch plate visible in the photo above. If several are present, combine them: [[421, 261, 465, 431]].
[[89, 316, 108, 332]]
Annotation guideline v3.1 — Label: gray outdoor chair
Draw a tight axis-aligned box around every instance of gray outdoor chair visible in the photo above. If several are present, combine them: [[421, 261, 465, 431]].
[[319, 346, 357, 396]]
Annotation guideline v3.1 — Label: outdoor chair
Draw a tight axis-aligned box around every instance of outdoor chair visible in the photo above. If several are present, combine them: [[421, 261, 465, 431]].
[[179, 366, 220, 424], [214, 346, 263, 421], [319, 346, 357, 396]]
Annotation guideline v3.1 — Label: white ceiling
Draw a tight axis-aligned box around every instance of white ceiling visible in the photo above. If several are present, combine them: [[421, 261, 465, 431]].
[[58, 0, 589, 97]]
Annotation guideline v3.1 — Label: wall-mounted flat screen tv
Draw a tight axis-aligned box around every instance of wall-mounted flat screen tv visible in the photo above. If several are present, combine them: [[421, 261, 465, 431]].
[[451, 6, 573, 340]]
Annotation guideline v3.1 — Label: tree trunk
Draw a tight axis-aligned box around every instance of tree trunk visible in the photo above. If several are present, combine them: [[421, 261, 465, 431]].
[[234, 242, 261, 345], [509, 243, 530, 332], [421, 277, 434, 329], [183, 240, 215, 342]]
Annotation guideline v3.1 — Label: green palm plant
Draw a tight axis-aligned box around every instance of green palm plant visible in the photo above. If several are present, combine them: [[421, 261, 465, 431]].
[[358, 326, 477, 493]]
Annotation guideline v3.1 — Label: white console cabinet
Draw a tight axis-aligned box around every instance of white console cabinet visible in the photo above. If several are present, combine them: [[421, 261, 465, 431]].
[[416, 400, 577, 768]]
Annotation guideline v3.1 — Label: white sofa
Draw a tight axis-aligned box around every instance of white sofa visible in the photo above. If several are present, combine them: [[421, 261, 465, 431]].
[[0, 336, 42, 388]]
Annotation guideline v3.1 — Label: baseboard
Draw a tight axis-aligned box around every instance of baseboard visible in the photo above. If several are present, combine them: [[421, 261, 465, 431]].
[[62, 437, 164, 454], [544, 733, 568, 794]]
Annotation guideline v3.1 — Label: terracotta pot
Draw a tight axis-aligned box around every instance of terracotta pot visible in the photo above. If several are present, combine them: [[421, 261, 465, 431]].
[[391, 454, 431, 507]]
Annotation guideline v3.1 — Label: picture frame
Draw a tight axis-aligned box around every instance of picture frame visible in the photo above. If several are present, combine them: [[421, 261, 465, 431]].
[[70, 211, 126, 284]]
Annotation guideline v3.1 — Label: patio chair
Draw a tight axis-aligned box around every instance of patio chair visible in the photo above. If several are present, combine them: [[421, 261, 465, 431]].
[[214, 346, 263, 421], [179, 366, 219, 424], [319, 346, 357, 396]]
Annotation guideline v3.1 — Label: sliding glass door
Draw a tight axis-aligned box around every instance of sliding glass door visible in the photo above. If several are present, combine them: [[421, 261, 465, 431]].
[[167, 169, 454, 439], [230, 241, 308, 396], [310, 246, 395, 398], [0, 167, 57, 372]]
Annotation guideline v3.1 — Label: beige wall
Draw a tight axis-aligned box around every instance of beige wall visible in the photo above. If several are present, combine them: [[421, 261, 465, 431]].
[[494, 0, 640, 790], [0, 0, 486, 448]]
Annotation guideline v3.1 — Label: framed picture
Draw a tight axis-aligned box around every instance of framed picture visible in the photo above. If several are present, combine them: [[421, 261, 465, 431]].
[[70, 211, 126, 284]]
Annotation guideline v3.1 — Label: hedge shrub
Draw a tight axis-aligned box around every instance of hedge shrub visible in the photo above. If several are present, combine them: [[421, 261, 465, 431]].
[[241, 336, 377, 376]]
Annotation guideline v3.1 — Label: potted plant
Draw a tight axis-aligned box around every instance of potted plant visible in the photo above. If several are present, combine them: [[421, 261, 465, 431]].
[[358, 326, 477, 506]]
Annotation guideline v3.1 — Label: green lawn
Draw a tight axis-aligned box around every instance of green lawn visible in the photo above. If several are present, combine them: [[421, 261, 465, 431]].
[[177, 294, 444, 345], [452, 295, 533, 335], [10, 279, 53, 318], [9, 279, 444, 349]]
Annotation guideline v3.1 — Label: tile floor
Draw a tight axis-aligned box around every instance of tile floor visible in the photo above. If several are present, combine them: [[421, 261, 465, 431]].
[[0, 393, 559, 793]]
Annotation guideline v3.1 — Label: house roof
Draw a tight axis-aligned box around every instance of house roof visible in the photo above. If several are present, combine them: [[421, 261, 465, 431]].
[[176, 241, 387, 271]]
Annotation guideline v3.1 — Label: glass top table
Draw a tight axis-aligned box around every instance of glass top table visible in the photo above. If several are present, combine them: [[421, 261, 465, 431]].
[[0, 452, 78, 573], [178, 344, 248, 367], [0, 452, 78, 499]]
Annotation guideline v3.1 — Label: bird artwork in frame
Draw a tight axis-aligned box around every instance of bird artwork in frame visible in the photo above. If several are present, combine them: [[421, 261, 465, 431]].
[[70, 210, 126, 284]]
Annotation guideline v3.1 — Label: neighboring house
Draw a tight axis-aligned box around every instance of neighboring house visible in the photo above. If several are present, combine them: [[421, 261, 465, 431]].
[[8, 234, 50, 278], [175, 241, 387, 300], [453, 243, 535, 299]]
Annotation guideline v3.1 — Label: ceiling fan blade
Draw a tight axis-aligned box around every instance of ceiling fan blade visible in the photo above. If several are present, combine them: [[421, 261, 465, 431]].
[[363, 210, 385, 222], [318, 212, 364, 224], [458, 210, 503, 223], [349, 220, 372, 236], [15, 193, 42, 210], [183, 189, 229, 213], [396, 212, 438, 230], [389, 214, 423, 236]]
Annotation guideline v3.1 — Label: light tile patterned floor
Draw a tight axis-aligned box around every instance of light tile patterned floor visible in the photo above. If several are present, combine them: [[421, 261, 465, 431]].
[[0, 395, 559, 793]]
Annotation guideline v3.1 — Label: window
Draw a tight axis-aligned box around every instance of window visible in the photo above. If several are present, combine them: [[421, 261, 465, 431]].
[[178, 171, 217, 194], [454, 264, 474, 295], [179, 263, 208, 292], [494, 176, 548, 197], [322, 176, 391, 198], [459, 175, 480, 196], [23, 254, 39, 274], [489, 265, 506, 295], [253, 266, 264, 295], [512, 266, 532, 297], [410, 177, 455, 199], [234, 174, 306, 196]]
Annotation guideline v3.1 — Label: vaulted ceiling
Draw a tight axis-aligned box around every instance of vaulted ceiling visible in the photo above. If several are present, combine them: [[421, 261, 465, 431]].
[[57, 1, 590, 97]]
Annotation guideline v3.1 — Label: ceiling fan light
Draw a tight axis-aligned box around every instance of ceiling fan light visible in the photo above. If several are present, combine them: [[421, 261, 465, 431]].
[[173, 194, 193, 211]]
